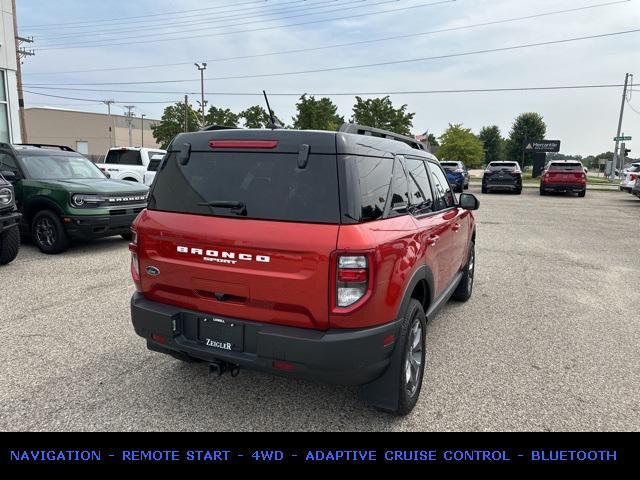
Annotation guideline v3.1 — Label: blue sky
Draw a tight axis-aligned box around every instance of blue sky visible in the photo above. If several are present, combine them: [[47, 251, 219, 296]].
[[15, 0, 640, 156]]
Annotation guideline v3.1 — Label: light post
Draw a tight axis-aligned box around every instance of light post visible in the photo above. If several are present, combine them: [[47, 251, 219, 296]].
[[195, 63, 207, 127], [141, 114, 146, 147]]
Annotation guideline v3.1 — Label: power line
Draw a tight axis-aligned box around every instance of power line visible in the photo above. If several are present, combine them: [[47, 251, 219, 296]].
[[20, 0, 283, 29], [24, 0, 630, 76], [23, 83, 631, 105], [25, 28, 640, 87], [626, 99, 640, 115], [34, 0, 456, 50], [35, 0, 346, 41]]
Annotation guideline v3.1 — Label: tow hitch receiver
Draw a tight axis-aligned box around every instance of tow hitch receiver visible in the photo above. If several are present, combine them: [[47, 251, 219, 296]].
[[208, 360, 240, 377]]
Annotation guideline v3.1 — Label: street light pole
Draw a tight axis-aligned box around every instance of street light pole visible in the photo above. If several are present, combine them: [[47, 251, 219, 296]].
[[195, 63, 207, 127], [141, 114, 146, 148]]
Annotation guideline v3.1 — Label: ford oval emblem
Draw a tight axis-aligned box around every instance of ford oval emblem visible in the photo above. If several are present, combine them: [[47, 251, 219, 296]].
[[146, 266, 160, 276]]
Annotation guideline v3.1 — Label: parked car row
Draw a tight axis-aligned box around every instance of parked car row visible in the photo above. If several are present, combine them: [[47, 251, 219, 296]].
[[0, 143, 149, 257]]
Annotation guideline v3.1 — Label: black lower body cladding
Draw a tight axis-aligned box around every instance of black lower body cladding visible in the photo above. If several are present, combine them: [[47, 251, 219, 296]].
[[65, 209, 143, 241], [540, 183, 586, 193], [130, 293, 400, 386]]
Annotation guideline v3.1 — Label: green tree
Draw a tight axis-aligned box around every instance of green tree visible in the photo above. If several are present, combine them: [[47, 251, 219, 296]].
[[350, 96, 415, 136], [505, 112, 547, 167], [292, 94, 344, 131], [427, 133, 439, 153], [437, 123, 485, 168], [478, 125, 505, 165], [151, 101, 200, 149], [240, 105, 271, 128], [204, 106, 240, 128]]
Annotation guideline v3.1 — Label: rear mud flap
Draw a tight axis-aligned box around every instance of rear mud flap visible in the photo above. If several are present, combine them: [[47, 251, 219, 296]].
[[357, 336, 405, 412]]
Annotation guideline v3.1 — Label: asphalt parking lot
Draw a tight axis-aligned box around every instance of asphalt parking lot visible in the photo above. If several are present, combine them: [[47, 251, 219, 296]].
[[1, 188, 639, 432]]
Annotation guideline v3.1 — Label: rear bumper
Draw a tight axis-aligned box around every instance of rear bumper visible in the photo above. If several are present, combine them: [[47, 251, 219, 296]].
[[483, 179, 521, 190], [541, 183, 586, 192], [64, 208, 144, 240], [0, 211, 21, 234], [130, 293, 400, 386]]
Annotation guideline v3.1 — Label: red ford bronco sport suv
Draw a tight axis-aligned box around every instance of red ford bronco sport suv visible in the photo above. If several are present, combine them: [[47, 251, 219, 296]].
[[130, 124, 479, 415]]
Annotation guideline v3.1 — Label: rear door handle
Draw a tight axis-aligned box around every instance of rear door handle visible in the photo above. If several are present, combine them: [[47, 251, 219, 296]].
[[452, 223, 461, 232], [427, 235, 440, 246]]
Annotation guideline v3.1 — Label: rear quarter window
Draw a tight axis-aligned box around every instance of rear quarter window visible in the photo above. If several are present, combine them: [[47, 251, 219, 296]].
[[149, 151, 340, 224]]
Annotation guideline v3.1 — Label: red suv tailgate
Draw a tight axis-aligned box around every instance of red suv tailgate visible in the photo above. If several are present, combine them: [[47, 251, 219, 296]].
[[136, 210, 338, 330]]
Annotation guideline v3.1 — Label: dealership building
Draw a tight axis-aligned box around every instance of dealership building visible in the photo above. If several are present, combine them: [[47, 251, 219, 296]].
[[0, 0, 22, 143]]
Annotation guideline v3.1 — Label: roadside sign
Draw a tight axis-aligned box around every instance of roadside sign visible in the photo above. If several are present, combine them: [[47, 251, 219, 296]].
[[523, 140, 561, 153], [614, 136, 632, 141]]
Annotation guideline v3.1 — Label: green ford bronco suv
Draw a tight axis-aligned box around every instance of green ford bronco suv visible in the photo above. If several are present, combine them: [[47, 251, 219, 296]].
[[0, 143, 149, 254]]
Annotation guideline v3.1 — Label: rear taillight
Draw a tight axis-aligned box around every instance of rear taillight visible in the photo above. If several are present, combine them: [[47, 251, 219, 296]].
[[129, 229, 141, 290], [335, 254, 371, 309], [631, 174, 638, 181]]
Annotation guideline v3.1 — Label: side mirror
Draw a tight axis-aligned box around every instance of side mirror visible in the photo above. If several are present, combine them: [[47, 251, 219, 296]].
[[459, 193, 479, 211], [104, 171, 111, 179], [0, 170, 17, 181]]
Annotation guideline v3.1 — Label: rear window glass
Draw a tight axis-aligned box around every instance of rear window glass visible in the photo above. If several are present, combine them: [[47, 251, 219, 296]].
[[549, 162, 583, 171], [105, 150, 142, 165], [489, 162, 518, 170], [149, 151, 340, 223], [440, 162, 458, 168]]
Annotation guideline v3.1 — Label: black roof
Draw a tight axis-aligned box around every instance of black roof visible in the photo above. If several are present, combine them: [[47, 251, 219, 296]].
[[168, 124, 436, 161]]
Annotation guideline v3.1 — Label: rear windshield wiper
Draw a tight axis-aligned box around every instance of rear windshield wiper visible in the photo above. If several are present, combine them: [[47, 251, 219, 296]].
[[197, 200, 247, 216]]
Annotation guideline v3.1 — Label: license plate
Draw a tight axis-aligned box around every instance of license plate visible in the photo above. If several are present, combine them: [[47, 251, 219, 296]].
[[198, 317, 244, 352]]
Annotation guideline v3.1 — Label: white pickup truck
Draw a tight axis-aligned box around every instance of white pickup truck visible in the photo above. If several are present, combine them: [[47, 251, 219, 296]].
[[96, 147, 166, 183]]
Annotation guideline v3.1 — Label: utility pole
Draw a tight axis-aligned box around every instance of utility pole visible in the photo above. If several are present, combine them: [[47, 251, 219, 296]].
[[195, 63, 207, 127], [102, 100, 115, 147], [123, 105, 136, 147], [12, 0, 34, 143], [184, 95, 189, 133], [612, 73, 631, 180], [141, 114, 146, 147]]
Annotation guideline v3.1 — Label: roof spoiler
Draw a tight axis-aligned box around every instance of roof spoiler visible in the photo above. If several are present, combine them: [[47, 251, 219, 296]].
[[199, 125, 240, 132], [338, 123, 425, 151]]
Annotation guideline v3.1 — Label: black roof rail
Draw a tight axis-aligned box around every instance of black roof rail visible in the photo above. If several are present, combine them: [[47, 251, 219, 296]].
[[199, 125, 241, 132], [338, 123, 425, 151], [15, 143, 76, 152]]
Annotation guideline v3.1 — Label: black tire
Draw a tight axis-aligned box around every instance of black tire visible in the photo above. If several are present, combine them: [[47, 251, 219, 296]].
[[452, 241, 475, 302], [360, 299, 427, 416], [515, 188, 522, 195], [122, 178, 138, 182], [31, 210, 70, 254], [481, 185, 488, 194], [121, 232, 133, 241], [578, 190, 586, 197], [539, 186, 546, 196], [0, 226, 20, 265], [464, 183, 469, 190], [391, 299, 427, 415]]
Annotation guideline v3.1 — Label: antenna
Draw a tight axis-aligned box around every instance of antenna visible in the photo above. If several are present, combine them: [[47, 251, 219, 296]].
[[262, 90, 280, 129]]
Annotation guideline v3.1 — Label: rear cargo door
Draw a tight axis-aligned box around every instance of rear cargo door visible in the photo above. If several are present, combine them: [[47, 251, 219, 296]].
[[141, 141, 340, 330]]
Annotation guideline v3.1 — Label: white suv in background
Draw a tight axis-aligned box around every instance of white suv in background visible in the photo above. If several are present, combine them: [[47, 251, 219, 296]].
[[620, 162, 640, 193], [96, 147, 166, 183], [143, 154, 165, 186]]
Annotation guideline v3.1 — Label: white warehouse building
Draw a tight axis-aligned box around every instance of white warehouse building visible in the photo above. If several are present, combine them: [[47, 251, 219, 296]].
[[0, 0, 21, 143]]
